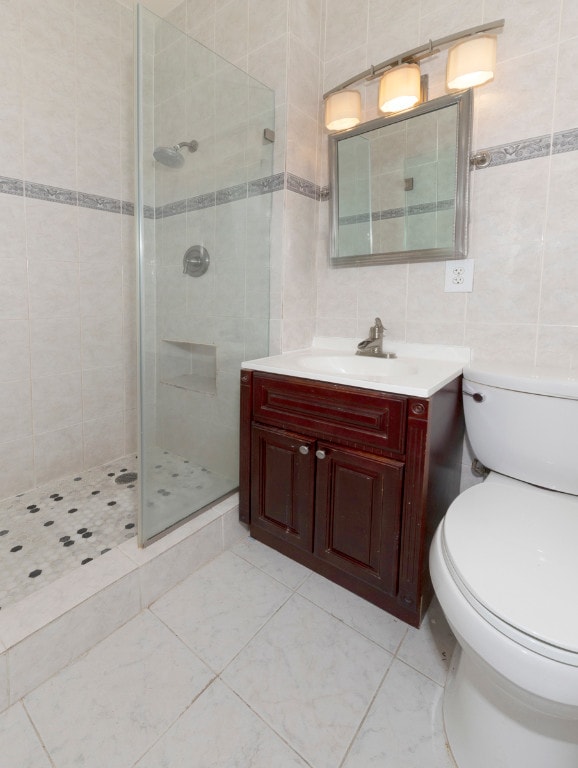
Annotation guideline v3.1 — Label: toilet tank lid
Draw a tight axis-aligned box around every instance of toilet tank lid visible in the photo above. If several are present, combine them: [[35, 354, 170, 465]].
[[464, 362, 578, 399]]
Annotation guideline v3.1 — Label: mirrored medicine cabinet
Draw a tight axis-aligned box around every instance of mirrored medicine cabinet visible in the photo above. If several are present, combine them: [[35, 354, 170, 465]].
[[328, 89, 472, 267]]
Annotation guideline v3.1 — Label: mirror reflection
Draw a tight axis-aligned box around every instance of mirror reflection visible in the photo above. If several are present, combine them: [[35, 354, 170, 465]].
[[329, 91, 472, 266]]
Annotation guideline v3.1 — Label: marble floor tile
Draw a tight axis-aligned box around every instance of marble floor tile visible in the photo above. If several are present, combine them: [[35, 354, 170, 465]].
[[397, 597, 456, 685], [0, 703, 52, 768], [150, 550, 292, 671], [232, 536, 311, 590], [222, 593, 393, 768], [298, 571, 409, 653], [23, 611, 214, 768], [134, 679, 310, 768], [342, 658, 456, 768]]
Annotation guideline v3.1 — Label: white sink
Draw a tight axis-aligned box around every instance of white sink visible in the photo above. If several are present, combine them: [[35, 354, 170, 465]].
[[296, 354, 418, 378], [242, 338, 470, 397]]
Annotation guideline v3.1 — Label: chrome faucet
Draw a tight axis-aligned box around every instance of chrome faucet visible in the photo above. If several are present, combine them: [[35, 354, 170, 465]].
[[356, 318, 396, 358]]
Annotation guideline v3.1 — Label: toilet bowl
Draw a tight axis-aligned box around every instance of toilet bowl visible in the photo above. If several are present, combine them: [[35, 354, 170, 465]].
[[429, 363, 578, 768]]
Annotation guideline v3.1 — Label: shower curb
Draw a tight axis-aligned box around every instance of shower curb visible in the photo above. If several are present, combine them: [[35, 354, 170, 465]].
[[0, 495, 245, 711]]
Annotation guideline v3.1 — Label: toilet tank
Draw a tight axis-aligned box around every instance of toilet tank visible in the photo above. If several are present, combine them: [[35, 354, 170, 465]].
[[463, 362, 578, 495]]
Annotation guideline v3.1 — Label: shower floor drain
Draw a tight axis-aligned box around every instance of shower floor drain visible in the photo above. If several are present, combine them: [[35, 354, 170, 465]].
[[115, 472, 138, 485]]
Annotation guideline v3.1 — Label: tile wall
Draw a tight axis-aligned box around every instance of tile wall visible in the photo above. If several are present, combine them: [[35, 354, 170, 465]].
[[4, 0, 577, 500], [166, 0, 325, 354], [0, 0, 137, 500], [166, 0, 578, 370], [172, 0, 578, 491], [315, 0, 578, 372]]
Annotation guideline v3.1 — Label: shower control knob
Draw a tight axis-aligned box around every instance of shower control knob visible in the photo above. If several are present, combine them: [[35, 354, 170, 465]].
[[315, 449, 326, 460], [298, 445, 309, 455]]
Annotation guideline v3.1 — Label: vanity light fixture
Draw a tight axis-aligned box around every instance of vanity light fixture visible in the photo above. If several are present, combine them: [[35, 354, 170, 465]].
[[446, 35, 497, 89], [323, 18, 504, 131], [324, 89, 362, 131], [378, 63, 421, 114]]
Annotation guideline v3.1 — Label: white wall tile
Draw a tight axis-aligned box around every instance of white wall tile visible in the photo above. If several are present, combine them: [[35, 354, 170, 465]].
[[83, 411, 126, 467], [248, 0, 288, 52], [535, 326, 578, 369], [0, 320, 30, 383], [33, 424, 83, 486], [82, 365, 125, 421], [0, 196, 26, 261], [0, 439, 34, 501], [324, 0, 368, 65], [25, 199, 79, 262], [214, 0, 249, 62], [475, 48, 557, 147], [31, 373, 83, 434], [0, 0, 136, 494], [29, 318, 81, 378], [28, 261, 80, 320], [484, 0, 562, 62], [0, 260, 28, 320], [0, 381, 32, 443]]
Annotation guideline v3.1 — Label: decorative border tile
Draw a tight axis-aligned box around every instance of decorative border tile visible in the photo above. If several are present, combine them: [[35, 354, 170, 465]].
[[5, 120, 578, 222], [339, 199, 454, 226], [286, 173, 320, 200], [0, 176, 24, 196], [473, 127, 578, 168], [78, 192, 122, 214], [479, 135, 551, 167], [216, 182, 247, 206], [376, 207, 405, 221], [187, 192, 215, 212], [552, 127, 578, 154], [0, 171, 317, 220], [25, 181, 78, 206], [248, 173, 284, 196], [157, 199, 187, 218]]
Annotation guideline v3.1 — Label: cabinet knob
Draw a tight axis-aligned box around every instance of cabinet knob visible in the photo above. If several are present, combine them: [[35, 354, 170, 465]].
[[299, 445, 309, 455], [315, 449, 326, 460]]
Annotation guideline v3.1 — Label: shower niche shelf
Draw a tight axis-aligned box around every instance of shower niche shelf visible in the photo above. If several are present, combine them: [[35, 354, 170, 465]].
[[160, 340, 217, 395]]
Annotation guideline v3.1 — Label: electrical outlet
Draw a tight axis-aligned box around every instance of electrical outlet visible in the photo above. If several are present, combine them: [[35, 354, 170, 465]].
[[444, 259, 474, 292]]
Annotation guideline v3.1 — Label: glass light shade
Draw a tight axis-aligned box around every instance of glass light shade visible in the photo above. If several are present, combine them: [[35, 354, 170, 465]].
[[446, 35, 497, 89], [378, 63, 421, 114], [324, 90, 362, 131]]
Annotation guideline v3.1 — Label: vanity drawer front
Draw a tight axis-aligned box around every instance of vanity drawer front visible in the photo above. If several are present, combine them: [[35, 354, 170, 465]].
[[252, 373, 406, 454]]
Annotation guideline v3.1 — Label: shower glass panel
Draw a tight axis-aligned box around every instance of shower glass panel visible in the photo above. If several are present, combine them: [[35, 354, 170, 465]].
[[135, 5, 274, 544]]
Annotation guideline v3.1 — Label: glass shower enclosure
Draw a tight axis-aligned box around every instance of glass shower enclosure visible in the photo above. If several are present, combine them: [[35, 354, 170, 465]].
[[135, 5, 274, 544]]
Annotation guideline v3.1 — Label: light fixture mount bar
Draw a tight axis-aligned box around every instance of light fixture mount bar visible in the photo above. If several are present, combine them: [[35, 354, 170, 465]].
[[323, 18, 504, 99]]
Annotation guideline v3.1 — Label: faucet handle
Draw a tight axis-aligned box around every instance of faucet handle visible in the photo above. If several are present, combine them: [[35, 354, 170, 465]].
[[370, 317, 384, 339]]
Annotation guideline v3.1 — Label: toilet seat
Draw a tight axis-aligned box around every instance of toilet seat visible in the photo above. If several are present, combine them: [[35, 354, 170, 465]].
[[441, 475, 578, 666]]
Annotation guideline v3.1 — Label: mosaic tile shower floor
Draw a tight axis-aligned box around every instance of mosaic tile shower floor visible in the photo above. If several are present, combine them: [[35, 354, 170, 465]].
[[0, 451, 236, 611], [0, 456, 139, 611]]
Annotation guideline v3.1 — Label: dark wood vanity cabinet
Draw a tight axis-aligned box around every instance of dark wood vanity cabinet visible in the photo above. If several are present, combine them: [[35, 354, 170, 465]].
[[239, 370, 463, 627]]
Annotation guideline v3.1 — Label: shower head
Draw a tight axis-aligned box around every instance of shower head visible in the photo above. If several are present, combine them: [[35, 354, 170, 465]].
[[153, 140, 199, 168]]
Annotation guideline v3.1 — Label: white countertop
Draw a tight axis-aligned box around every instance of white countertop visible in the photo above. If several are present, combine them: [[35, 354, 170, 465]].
[[243, 338, 471, 398]]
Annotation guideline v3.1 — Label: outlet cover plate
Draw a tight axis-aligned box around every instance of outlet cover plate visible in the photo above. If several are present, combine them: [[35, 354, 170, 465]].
[[444, 259, 474, 292]]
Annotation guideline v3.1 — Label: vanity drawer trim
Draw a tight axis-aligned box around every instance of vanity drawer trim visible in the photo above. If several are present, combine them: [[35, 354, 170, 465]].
[[252, 373, 406, 454]]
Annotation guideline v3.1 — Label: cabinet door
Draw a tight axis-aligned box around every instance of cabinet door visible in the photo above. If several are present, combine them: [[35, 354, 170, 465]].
[[314, 443, 404, 594], [250, 424, 316, 552]]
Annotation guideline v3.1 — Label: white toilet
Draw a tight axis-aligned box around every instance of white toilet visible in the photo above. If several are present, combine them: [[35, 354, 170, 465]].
[[429, 362, 578, 768]]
